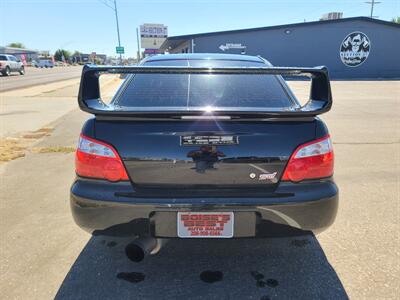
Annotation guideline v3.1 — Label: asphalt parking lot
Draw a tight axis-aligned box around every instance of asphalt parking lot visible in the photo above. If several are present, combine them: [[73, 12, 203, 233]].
[[0, 80, 399, 299]]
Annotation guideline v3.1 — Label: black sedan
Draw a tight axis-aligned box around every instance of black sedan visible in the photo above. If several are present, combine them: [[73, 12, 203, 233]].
[[70, 54, 338, 261]]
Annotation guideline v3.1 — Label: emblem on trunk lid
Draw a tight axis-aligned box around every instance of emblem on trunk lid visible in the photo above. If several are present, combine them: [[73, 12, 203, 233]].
[[181, 136, 238, 146], [259, 172, 278, 183]]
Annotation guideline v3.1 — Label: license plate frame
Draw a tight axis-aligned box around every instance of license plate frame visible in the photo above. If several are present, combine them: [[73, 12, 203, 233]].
[[177, 212, 234, 238]]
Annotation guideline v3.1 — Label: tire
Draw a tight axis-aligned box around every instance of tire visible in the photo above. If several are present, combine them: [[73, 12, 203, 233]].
[[2, 66, 11, 76], [19, 66, 25, 75]]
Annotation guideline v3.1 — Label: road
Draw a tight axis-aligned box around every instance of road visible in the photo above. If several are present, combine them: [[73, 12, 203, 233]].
[[0, 66, 82, 92], [0, 80, 399, 299]]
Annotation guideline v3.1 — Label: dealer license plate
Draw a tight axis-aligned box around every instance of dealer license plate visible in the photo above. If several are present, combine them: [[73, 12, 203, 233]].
[[177, 212, 234, 238]]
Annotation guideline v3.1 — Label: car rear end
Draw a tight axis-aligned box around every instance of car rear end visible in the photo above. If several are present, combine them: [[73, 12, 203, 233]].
[[0, 54, 9, 74], [70, 54, 338, 239]]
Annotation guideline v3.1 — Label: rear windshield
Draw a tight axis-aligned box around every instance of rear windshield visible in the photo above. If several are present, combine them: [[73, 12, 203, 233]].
[[0, 55, 7, 60], [114, 59, 293, 111]]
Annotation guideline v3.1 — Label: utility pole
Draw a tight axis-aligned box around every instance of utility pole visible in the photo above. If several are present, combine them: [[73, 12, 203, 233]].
[[365, 0, 381, 18], [98, 0, 123, 64], [136, 27, 141, 62], [113, 0, 122, 63]]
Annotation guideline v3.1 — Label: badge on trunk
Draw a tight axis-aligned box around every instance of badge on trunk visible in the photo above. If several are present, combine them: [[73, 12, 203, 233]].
[[181, 135, 238, 146]]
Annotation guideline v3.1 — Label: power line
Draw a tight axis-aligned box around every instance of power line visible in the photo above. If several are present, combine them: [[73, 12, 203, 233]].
[[365, 0, 381, 18], [98, 0, 114, 11]]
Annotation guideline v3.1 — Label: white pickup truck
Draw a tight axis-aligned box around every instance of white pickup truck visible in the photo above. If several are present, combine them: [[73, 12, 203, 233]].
[[0, 54, 25, 76]]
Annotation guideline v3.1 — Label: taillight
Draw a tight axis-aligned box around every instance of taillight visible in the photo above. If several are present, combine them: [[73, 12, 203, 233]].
[[282, 135, 334, 182], [75, 134, 129, 182]]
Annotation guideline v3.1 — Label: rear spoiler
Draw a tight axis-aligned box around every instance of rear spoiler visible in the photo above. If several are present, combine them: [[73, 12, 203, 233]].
[[78, 64, 332, 118]]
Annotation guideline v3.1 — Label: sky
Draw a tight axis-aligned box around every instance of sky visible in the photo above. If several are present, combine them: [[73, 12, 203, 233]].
[[1, 0, 399, 58]]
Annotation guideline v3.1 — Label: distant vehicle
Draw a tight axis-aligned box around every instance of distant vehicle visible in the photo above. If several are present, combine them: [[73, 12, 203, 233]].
[[55, 61, 69, 67], [33, 59, 54, 68], [0, 54, 25, 76], [71, 54, 338, 261]]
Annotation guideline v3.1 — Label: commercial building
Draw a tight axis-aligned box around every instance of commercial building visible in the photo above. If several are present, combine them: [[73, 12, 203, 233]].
[[71, 53, 107, 64], [0, 46, 40, 63], [160, 17, 400, 79]]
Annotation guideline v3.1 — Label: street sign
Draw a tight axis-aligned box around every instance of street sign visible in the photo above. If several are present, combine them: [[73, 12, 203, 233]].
[[144, 48, 161, 55], [219, 43, 247, 52], [116, 46, 124, 54], [140, 23, 168, 49]]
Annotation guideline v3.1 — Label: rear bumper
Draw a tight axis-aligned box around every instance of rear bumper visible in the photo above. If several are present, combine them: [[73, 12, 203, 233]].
[[70, 179, 338, 238]]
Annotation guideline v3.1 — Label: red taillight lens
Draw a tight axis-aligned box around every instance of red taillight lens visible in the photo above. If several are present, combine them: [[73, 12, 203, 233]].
[[282, 135, 334, 182], [75, 134, 129, 182]]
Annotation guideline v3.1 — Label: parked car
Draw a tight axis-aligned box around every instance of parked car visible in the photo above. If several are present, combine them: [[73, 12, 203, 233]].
[[33, 59, 54, 68], [0, 54, 25, 76], [71, 54, 338, 261], [55, 61, 68, 67]]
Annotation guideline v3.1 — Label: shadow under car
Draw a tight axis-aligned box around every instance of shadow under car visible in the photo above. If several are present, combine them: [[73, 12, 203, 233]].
[[55, 235, 348, 299]]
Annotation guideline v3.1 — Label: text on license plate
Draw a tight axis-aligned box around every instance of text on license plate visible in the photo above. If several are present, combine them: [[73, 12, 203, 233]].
[[177, 212, 234, 238]]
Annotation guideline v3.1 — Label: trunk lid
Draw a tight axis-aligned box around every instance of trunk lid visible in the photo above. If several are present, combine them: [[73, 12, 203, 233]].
[[95, 120, 316, 192]]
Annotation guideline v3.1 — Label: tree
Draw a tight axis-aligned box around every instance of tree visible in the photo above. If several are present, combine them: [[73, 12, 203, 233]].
[[70, 51, 82, 63], [7, 42, 25, 48], [54, 49, 71, 62], [94, 58, 103, 65], [391, 17, 400, 24]]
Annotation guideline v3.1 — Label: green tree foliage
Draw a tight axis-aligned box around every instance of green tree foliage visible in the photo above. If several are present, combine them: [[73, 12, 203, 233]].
[[7, 42, 25, 48], [94, 58, 103, 65], [54, 49, 71, 62], [391, 17, 400, 24]]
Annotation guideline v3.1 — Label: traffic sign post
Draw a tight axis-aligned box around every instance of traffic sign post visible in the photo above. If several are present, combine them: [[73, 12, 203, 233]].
[[116, 46, 124, 54]]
